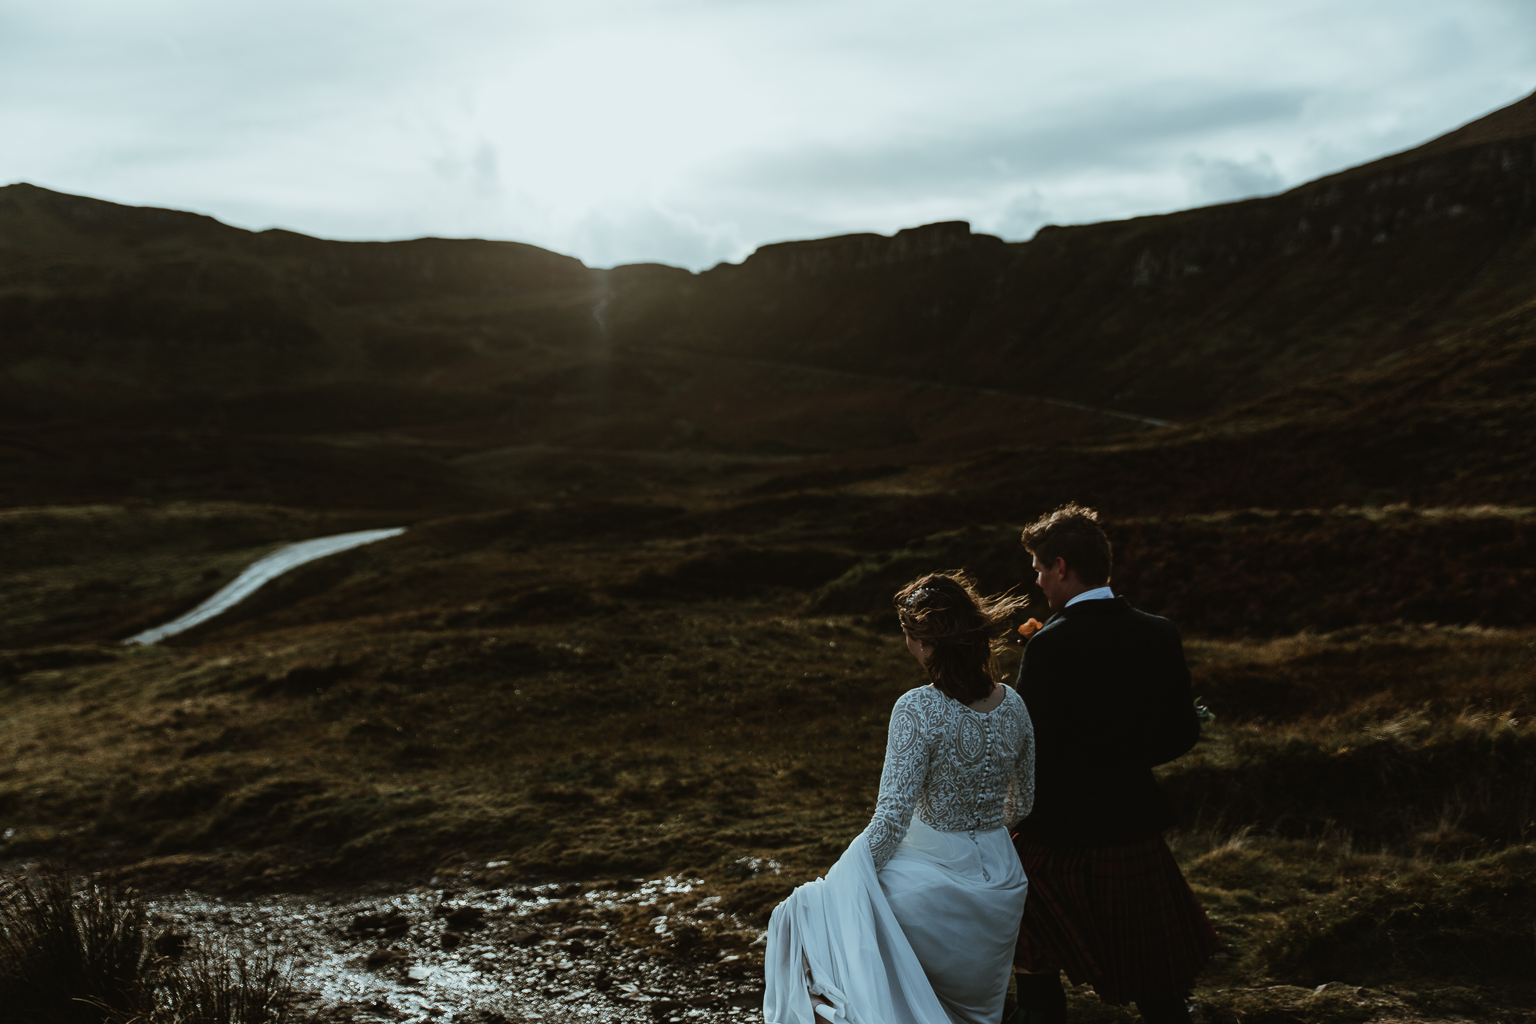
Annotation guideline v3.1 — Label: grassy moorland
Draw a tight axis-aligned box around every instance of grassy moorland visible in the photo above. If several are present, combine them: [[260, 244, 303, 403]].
[[2, 495, 1535, 1022]]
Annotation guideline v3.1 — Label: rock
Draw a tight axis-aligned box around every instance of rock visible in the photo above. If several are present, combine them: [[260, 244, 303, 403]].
[[560, 925, 606, 941], [351, 908, 412, 938], [727, 856, 781, 880], [335, 998, 412, 1020], [444, 905, 485, 930], [506, 925, 542, 947], [365, 948, 409, 970], [440, 931, 463, 951], [406, 965, 433, 984]]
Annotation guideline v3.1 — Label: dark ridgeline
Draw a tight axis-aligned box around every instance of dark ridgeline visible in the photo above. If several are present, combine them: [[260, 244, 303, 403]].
[[0, 89, 1533, 516], [603, 89, 1536, 421]]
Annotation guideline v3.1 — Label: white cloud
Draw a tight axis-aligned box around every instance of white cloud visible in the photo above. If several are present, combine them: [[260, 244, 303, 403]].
[[1182, 154, 1285, 206], [986, 190, 1053, 242], [1, 0, 1533, 269], [569, 200, 746, 269]]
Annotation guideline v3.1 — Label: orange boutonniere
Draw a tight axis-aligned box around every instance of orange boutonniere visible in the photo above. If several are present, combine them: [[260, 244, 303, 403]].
[[1018, 618, 1044, 640]]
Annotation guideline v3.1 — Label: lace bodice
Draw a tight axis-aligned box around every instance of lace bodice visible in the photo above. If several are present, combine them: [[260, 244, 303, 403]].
[[863, 684, 1036, 869]]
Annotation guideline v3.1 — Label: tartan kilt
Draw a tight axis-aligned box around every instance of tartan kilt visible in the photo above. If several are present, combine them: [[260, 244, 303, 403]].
[[1013, 834, 1221, 1005]]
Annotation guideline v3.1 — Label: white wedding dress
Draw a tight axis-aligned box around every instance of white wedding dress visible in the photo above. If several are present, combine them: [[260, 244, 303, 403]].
[[764, 684, 1036, 1024]]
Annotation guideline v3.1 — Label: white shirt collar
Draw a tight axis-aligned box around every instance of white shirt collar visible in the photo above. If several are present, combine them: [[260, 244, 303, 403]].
[[1064, 586, 1115, 608]]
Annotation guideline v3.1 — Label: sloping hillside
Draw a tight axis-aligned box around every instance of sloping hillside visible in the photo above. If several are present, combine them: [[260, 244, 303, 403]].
[[0, 90, 1533, 516], [0, 184, 602, 418], [607, 90, 1536, 421]]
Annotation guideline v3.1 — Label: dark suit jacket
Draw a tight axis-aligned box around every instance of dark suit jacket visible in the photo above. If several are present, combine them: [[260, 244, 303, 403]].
[[1012, 596, 1200, 845]]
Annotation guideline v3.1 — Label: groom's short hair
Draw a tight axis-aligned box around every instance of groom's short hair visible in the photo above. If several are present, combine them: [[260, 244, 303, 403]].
[[1021, 503, 1112, 587]]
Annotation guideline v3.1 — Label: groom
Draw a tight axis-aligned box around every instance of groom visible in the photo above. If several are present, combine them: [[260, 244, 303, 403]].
[[1008, 504, 1219, 1024]]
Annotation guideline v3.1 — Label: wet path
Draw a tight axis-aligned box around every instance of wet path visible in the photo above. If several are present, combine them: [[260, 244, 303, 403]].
[[149, 875, 766, 1023], [125, 528, 405, 645]]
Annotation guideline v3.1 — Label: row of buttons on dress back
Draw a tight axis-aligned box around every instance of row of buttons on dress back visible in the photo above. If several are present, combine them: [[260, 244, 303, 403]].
[[970, 708, 994, 881]]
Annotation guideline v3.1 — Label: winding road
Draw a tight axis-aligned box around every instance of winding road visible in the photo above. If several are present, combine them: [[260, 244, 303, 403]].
[[124, 528, 405, 645]]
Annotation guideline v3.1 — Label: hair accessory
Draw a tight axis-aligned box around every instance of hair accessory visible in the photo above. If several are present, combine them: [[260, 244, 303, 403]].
[[903, 585, 940, 607]]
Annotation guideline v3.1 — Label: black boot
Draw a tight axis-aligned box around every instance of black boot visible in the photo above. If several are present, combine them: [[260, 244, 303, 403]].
[[1134, 995, 1191, 1024], [1007, 971, 1067, 1024]]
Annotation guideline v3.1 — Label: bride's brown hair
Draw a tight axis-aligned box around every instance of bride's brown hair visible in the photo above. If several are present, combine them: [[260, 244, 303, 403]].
[[894, 570, 1028, 704]]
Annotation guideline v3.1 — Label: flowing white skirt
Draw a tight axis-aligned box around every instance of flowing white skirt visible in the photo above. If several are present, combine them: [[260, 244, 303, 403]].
[[763, 818, 1028, 1024]]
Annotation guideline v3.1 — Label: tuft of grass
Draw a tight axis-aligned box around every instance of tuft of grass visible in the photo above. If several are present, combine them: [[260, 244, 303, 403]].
[[0, 867, 156, 1024], [1186, 623, 1536, 724], [0, 866, 293, 1024], [1197, 984, 1413, 1024], [1163, 710, 1536, 849], [805, 507, 1536, 635], [1249, 844, 1536, 987], [157, 936, 292, 1024]]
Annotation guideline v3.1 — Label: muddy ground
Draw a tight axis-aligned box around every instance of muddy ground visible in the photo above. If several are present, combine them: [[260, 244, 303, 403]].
[[149, 873, 767, 1023]]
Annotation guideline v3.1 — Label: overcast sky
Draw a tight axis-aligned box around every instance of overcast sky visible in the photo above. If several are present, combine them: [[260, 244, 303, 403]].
[[3, 0, 1534, 270]]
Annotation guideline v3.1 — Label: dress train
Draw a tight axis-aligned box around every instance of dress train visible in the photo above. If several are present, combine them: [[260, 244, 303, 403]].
[[764, 819, 1027, 1024]]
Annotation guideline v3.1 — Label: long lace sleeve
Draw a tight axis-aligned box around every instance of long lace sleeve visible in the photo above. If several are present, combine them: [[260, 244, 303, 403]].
[[864, 690, 934, 870], [1003, 702, 1036, 829]]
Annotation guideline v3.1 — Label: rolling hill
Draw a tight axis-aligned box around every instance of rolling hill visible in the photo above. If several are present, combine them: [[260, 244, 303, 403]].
[[2, 88, 1533, 515]]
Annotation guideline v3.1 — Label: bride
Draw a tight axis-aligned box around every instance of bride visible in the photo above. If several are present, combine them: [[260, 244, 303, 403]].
[[764, 571, 1036, 1024]]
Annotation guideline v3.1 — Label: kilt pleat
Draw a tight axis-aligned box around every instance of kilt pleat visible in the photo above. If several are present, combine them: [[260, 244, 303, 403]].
[[1013, 835, 1221, 1005]]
